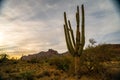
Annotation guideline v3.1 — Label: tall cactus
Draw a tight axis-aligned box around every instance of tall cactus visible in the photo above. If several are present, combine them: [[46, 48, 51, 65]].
[[63, 5, 85, 77], [63, 4, 85, 57]]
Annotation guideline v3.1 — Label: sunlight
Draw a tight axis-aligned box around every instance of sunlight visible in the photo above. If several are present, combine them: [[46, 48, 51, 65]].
[[0, 22, 17, 45], [0, 32, 4, 43]]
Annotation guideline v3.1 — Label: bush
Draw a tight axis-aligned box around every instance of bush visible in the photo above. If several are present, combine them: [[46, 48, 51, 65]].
[[85, 44, 112, 61], [37, 70, 51, 78], [49, 56, 71, 71], [20, 71, 35, 80], [75, 44, 112, 79], [0, 73, 3, 80], [27, 58, 39, 64], [0, 54, 9, 63]]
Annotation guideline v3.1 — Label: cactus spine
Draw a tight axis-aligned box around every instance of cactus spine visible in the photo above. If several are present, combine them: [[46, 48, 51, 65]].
[[63, 4, 85, 57]]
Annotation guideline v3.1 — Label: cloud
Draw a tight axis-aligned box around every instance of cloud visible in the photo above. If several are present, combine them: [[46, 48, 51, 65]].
[[100, 31, 120, 44]]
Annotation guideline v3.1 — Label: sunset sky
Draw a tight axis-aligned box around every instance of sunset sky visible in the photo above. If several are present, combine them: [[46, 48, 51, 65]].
[[0, 0, 120, 58]]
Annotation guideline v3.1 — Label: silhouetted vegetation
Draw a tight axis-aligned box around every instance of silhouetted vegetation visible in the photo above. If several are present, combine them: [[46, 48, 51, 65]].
[[0, 53, 9, 63]]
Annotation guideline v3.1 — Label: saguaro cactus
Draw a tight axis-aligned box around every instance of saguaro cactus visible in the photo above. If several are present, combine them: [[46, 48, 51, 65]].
[[63, 4, 85, 76], [63, 4, 85, 57]]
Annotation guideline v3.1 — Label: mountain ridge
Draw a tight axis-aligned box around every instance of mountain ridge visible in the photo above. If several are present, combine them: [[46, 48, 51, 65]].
[[21, 49, 62, 60]]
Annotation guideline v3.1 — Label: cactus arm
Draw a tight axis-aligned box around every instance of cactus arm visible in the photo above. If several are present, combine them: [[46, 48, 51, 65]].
[[64, 25, 74, 56], [64, 12, 68, 28], [64, 12, 75, 56], [75, 6, 81, 55], [76, 6, 80, 28], [68, 20, 75, 46], [78, 4, 85, 56], [63, 25, 69, 51], [81, 4, 85, 47]]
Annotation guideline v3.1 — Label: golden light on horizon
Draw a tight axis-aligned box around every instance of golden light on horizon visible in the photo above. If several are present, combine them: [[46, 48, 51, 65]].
[[0, 48, 37, 59]]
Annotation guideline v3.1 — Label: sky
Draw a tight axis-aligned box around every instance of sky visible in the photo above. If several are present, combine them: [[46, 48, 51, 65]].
[[0, 0, 120, 58]]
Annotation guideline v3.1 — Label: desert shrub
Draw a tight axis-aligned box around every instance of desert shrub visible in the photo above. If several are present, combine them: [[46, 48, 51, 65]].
[[12, 60, 18, 64], [53, 71, 61, 76], [0, 73, 3, 80], [0, 76, 2, 80], [10, 58, 19, 64], [76, 53, 111, 80], [84, 44, 112, 62], [27, 58, 39, 64], [80, 53, 106, 74], [36, 70, 51, 78], [49, 56, 71, 71], [20, 71, 35, 80], [112, 72, 120, 80], [41, 71, 51, 77], [74, 44, 114, 80], [5, 69, 11, 74], [0, 54, 9, 63]]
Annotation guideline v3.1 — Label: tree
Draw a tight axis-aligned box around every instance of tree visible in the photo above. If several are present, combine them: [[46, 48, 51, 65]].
[[89, 38, 96, 45]]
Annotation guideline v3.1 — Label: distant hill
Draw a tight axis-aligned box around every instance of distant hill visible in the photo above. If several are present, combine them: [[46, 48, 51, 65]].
[[84, 44, 120, 61], [21, 49, 60, 60], [103, 44, 120, 54], [104, 44, 120, 48]]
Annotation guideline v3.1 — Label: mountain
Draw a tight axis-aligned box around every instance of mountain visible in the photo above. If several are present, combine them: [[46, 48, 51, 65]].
[[21, 49, 60, 60]]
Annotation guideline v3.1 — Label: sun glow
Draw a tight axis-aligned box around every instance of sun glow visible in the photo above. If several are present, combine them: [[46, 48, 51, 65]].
[[0, 32, 5, 44]]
